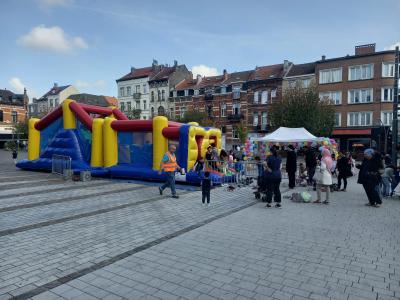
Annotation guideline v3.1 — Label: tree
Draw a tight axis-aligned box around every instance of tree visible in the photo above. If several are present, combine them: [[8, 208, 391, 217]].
[[126, 109, 142, 120], [13, 120, 29, 140], [178, 111, 214, 127], [270, 84, 335, 137], [235, 121, 248, 144]]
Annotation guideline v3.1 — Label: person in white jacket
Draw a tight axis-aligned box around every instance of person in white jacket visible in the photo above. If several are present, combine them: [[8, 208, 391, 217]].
[[313, 149, 333, 204]]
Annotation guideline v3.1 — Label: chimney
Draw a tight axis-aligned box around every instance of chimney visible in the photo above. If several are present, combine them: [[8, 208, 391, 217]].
[[321, 55, 326, 61], [53, 83, 58, 88], [355, 43, 376, 56], [196, 74, 202, 85], [283, 60, 290, 72], [174, 60, 178, 67], [223, 69, 228, 80], [130, 66, 135, 73], [24, 87, 27, 95]]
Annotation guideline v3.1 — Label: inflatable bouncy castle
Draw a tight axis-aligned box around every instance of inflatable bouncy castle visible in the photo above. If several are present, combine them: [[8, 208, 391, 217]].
[[16, 99, 226, 184]]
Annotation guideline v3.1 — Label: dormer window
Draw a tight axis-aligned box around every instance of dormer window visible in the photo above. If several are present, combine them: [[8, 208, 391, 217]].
[[221, 87, 226, 94], [184, 90, 189, 96]]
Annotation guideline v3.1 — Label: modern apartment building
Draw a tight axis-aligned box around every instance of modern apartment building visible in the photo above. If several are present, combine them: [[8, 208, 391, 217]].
[[316, 44, 396, 152]]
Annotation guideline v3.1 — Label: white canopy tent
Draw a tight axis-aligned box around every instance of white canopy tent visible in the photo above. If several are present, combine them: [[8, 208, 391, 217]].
[[252, 127, 318, 143]]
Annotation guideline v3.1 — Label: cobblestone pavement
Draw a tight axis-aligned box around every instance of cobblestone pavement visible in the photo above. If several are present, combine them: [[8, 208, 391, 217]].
[[0, 150, 399, 300]]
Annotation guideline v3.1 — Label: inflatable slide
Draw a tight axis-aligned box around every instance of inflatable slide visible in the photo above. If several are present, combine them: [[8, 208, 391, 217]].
[[17, 99, 230, 184]]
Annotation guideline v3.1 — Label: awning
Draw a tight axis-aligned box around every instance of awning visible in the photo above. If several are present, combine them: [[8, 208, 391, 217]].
[[252, 127, 318, 142], [332, 129, 371, 136]]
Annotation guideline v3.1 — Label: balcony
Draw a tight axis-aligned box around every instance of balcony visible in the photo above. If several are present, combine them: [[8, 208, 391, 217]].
[[227, 113, 244, 122], [232, 91, 241, 100], [133, 93, 141, 99], [254, 124, 269, 132]]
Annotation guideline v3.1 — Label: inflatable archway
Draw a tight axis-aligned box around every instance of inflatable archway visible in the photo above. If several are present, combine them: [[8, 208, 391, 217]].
[[17, 99, 225, 184]]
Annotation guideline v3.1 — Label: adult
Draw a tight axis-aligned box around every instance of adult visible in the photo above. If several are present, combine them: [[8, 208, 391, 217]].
[[158, 145, 181, 198], [313, 149, 333, 204], [305, 146, 317, 186], [382, 165, 394, 197], [264, 147, 282, 208], [384, 154, 392, 167], [337, 152, 352, 191], [357, 148, 383, 207], [286, 145, 297, 189]]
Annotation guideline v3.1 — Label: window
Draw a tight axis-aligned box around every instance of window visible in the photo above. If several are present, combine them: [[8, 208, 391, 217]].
[[143, 116, 147, 120], [120, 102, 125, 111], [169, 108, 174, 118], [184, 90, 188, 96], [271, 89, 277, 98], [334, 113, 341, 127], [348, 88, 373, 104], [143, 100, 147, 110], [302, 78, 312, 88], [319, 68, 342, 84], [261, 91, 268, 104], [233, 103, 240, 115], [49, 99, 53, 107], [253, 113, 258, 126], [55, 99, 59, 106], [381, 111, 393, 126], [136, 101, 140, 109], [232, 127, 239, 139], [382, 62, 395, 77], [253, 91, 259, 103], [143, 84, 147, 94], [127, 102, 131, 111], [151, 91, 155, 102], [0, 110, 3, 122], [207, 105, 213, 117], [261, 112, 267, 130], [158, 90, 161, 101], [347, 112, 373, 126], [221, 87, 226, 94], [381, 87, 394, 102], [119, 87, 125, 97], [158, 106, 165, 116], [221, 103, 226, 117], [348, 64, 374, 81], [11, 111, 17, 123], [135, 85, 140, 93], [232, 86, 241, 99], [180, 107, 187, 118], [127, 86, 131, 96], [151, 107, 155, 117], [319, 91, 342, 105], [162, 90, 165, 101]]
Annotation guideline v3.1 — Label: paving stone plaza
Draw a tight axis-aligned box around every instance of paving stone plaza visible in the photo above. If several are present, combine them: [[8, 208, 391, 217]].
[[0, 150, 399, 300]]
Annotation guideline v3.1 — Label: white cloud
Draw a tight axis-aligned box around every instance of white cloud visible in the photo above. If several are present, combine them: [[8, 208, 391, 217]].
[[75, 80, 106, 90], [385, 42, 400, 50], [191, 65, 218, 78], [17, 25, 88, 54], [37, 0, 73, 8], [8, 77, 39, 100]]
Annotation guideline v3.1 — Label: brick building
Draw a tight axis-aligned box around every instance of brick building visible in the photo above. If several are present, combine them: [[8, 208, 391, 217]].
[[316, 44, 396, 152]]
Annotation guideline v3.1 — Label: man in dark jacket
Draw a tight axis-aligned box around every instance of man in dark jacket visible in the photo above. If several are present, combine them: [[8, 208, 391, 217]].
[[286, 145, 297, 189], [357, 148, 383, 207], [305, 146, 317, 186]]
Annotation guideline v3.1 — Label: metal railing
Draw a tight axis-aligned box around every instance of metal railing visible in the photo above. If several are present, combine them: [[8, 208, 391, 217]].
[[52, 154, 72, 177]]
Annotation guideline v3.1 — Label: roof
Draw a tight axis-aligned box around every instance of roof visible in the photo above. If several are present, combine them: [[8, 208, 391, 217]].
[[286, 62, 316, 77], [149, 67, 176, 82], [116, 67, 153, 82], [316, 50, 395, 64], [223, 70, 252, 85], [248, 64, 285, 81], [42, 85, 70, 98], [68, 93, 116, 107], [0, 89, 25, 106], [198, 75, 225, 89], [103, 96, 118, 106], [175, 79, 197, 90]]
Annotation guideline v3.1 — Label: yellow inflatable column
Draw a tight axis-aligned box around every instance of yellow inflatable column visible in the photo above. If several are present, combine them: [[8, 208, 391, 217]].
[[62, 99, 76, 129], [28, 118, 40, 160], [91, 118, 104, 167], [153, 116, 168, 171], [103, 117, 118, 167]]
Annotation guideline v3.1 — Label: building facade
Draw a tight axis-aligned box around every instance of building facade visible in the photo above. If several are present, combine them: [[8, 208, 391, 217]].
[[316, 44, 396, 152]]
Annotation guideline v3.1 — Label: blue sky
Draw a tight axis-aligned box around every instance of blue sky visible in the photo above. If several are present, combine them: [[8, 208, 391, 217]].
[[1, 0, 399, 100]]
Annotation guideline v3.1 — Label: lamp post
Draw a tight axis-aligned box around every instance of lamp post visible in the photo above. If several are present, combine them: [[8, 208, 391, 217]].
[[392, 46, 399, 166]]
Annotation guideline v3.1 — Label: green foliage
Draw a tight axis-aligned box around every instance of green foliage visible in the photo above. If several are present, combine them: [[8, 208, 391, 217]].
[[178, 111, 214, 127], [270, 84, 335, 137], [12, 120, 29, 139], [126, 109, 142, 120], [235, 121, 248, 144], [5, 141, 17, 151]]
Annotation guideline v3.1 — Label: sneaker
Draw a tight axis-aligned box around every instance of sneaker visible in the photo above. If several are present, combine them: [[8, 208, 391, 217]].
[[172, 195, 179, 199], [374, 204, 381, 208], [322, 201, 329, 205], [365, 203, 372, 206], [275, 203, 282, 208], [206, 203, 210, 207], [158, 187, 163, 195], [265, 203, 272, 208]]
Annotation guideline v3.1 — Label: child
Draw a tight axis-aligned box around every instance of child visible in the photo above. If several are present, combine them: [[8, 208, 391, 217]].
[[12, 150, 18, 164], [201, 171, 212, 206]]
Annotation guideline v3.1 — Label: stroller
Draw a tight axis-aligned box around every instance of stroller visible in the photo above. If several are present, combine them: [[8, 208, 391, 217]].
[[254, 171, 268, 202]]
